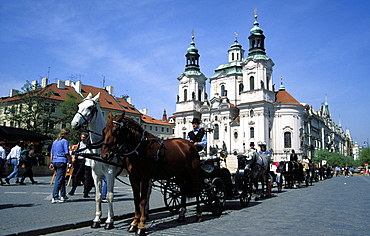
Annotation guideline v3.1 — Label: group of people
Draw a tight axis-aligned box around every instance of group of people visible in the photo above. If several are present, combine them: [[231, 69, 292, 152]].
[[49, 128, 107, 204], [0, 140, 38, 186]]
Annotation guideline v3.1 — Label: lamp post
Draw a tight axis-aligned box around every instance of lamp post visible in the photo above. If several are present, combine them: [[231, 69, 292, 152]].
[[283, 148, 290, 160], [199, 122, 214, 156]]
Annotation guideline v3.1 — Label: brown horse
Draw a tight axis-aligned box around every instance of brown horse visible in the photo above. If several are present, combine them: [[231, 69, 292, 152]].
[[100, 112, 202, 235]]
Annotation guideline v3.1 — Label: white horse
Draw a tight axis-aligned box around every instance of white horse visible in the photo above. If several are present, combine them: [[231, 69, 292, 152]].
[[71, 92, 116, 229]]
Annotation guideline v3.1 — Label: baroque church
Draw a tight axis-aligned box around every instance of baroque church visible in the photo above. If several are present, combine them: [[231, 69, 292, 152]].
[[173, 13, 350, 165]]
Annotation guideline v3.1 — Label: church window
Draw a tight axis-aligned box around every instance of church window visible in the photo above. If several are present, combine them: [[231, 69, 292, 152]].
[[184, 89, 187, 101], [232, 53, 234, 61], [183, 118, 186, 124], [250, 77, 255, 90], [214, 124, 219, 140], [182, 132, 186, 139], [250, 127, 255, 138], [250, 109, 254, 117], [237, 53, 239, 60], [239, 83, 244, 95], [221, 85, 226, 96], [266, 76, 270, 90], [234, 131, 238, 139], [284, 132, 292, 148], [198, 89, 202, 101]]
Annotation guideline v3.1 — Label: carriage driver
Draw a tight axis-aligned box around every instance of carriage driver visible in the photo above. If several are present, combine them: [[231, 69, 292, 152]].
[[186, 118, 207, 152], [258, 141, 271, 171], [244, 142, 257, 160]]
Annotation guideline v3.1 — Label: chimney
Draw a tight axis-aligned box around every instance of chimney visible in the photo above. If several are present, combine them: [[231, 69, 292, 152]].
[[127, 97, 132, 104], [105, 85, 114, 95], [74, 81, 81, 93], [65, 80, 72, 86], [57, 80, 65, 89], [139, 108, 148, 115], [31, 80, 37, 89], [10, 89, 19, 97], [41, 78, 48, 88]]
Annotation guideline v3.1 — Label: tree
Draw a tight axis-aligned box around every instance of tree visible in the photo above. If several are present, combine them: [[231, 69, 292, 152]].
[[5, 80, 55, 135], [313, 149, 355, 167], [56, 92, 82, 145], [359, 148, 370, 166]]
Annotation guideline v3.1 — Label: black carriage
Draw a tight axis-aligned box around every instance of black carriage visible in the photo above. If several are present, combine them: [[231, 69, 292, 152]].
[[162, 152, 253, 216]]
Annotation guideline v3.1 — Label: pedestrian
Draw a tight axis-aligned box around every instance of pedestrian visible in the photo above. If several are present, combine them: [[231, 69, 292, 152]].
[[186, 118, 207, 152], [5, 140, 22, 184], [50, 128, 72, 203], [19, 144, 37, 185], [344, 166, 349, 178], [83, 156, 93, 198], [349, 166, 354, 177], [0, 141, 7, 185], [68, 133, 88, 196], [334, 166, 340, 177], [290, 149, 298, 162]]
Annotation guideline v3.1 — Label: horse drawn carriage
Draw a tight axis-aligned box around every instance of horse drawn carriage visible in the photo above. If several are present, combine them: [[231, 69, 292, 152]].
[[159, 149, 254, 216]]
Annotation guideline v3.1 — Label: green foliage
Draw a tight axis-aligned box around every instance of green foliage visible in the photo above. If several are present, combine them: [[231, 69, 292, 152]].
[[359, 148, 370, 166], [5, 80, 55, 135], [313, 149, 355, 167]]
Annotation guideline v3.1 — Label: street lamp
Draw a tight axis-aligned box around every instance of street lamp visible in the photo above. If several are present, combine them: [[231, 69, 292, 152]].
[[283, 148, 290, 160]]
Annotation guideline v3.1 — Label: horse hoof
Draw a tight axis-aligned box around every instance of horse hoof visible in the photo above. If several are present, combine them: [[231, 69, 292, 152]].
[[104, 222, 114, 230], [136, 228, 146, 236], [196, 216, 203, 223], [91, 222, 101, 228], [128, 225, 138, 233], [177, 216, 186, 223]]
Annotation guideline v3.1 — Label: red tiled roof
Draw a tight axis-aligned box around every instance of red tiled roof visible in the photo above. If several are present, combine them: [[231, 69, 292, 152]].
[[141, 113, 173, 126], [275, 90, 301, 105]]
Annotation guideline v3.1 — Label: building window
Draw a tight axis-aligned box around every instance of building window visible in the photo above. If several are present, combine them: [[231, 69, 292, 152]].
[[284, 132, 292, 148], [234, 131, 238, 139], [183, 118, 186, 124], [250, 109, 254, 117], [250, 76, 255, 90], [250, 127, 255, 138], [214, 124, 219, 140], [150, 126, 152, 131], [221, 85, 226, 96], [183, 132, 186, 139], [232, 53, 234, 61], [198, 89, 202, 101], [184, 89, 187, 102], [239, 83, 244, 95], [161, 127, 164, 132]]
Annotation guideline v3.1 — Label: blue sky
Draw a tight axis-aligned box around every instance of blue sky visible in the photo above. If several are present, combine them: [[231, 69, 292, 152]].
[[0, 0, 369, 146]]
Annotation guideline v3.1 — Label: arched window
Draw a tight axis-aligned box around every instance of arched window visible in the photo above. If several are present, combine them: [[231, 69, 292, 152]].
[[232, 53, 234, 61], [284, 132, 292, 148], [250, 127, 255, 138], [250, 109, 254, 117], [198, 89, 202, 101], [266, 76, 270, 90], [250, 76, 255, 90], [214, 124, 219, 140], [221, 85, 226, 96], [184, 89, 187, 101], [239, 83, 244, 95]]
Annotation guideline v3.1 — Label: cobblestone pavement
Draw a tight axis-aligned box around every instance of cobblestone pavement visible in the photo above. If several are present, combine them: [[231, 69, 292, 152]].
[[39, 175, 370, 236]]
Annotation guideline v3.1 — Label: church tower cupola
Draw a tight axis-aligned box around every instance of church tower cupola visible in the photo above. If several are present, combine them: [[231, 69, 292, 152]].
[[228, 32, 245, 62], [248, 10, 267, 58], [185, 33, 200, 72]]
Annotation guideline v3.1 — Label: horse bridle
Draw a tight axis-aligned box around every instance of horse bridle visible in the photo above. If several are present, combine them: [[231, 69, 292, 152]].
[[75, 102, 104, 148]]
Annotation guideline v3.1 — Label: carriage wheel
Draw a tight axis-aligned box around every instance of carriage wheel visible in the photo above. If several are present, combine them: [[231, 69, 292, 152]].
[[240, 172, 252, 208], [207, 177, 226, 216], [163, 178, 181, 214]]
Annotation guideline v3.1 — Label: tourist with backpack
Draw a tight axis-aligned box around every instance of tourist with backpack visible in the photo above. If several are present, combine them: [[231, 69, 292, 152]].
[[19, 144, 37, 185]]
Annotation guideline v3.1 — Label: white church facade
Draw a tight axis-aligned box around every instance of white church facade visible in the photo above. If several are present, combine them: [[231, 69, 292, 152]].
[[173, 14, 350, 166]]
